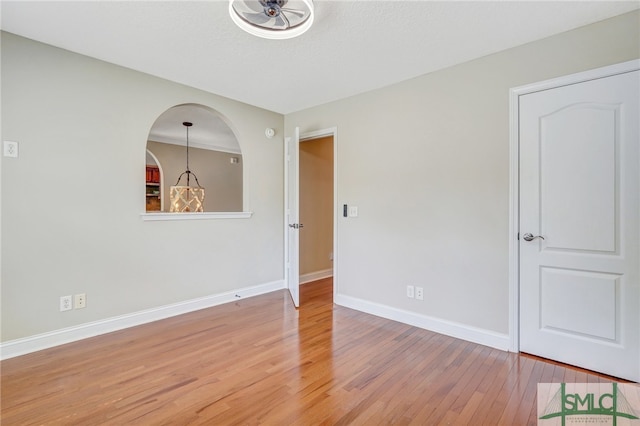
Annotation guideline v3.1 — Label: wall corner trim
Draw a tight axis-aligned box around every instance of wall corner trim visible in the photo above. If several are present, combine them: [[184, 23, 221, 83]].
[[0, 280, 285, 360], [334, 294, 510, 352]]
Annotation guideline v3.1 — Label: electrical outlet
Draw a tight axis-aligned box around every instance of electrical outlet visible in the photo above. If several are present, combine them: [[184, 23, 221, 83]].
[[416, 287, 424, 300], [407, 285, 414, 298], [60, 295, 72, 311], [3, 141, 18, 158], [74, 293, 86, 309]]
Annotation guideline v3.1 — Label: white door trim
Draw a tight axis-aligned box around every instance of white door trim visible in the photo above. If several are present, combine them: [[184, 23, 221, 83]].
[[300, 127, 339, 301], [508, 59, 640, 353]]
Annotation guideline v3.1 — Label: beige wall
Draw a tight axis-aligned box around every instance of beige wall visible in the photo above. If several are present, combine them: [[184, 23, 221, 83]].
[[1, 32, 284, 342], [285, 10, 640, 335], [2, 10, 638, 346], [147, 141, 243, 212], [299, 136, 334, 277]]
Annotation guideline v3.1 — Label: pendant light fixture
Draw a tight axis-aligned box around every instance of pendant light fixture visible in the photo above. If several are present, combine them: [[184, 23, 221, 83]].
[[229, 0, 314, 40], [169, 122, 205, 212]]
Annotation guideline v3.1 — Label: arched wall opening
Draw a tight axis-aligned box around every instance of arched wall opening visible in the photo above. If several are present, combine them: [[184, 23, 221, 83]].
[[146, 103, 244, 212]]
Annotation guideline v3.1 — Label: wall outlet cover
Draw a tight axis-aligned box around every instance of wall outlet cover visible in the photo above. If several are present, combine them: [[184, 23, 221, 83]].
[[407, 285, 415, 298], [60, 295, 72, 312], [3, 141, 18, 158], [74, 293, 86, 309]]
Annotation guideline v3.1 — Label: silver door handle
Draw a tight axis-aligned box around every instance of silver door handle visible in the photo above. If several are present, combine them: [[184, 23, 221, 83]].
[[523, 233, 544, 241]]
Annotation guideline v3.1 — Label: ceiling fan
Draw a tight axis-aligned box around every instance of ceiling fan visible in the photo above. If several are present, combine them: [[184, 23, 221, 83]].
[[229, 0, 314, 40]]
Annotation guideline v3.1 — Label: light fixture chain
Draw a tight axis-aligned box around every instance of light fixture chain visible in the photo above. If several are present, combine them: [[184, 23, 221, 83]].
[[186, 124, 190, 187], [173, 121, 202, 188]]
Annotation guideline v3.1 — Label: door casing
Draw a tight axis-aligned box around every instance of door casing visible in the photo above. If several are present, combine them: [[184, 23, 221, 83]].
[[508, 60, 640, 354]]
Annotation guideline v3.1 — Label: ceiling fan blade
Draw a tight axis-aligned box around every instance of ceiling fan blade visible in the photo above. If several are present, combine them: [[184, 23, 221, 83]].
[[279, 13, 291, 29], [239, 10, 272, 25], [237, 0, 264, 12], [280, 8, 306, 17], [272, 15, 287, 28]]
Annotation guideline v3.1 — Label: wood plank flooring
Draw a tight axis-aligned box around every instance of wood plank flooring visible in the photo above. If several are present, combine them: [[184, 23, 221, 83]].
[[0, 278, 627, 425]]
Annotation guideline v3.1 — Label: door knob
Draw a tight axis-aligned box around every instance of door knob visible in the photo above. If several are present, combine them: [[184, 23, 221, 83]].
[[523, 233, 544, 241]]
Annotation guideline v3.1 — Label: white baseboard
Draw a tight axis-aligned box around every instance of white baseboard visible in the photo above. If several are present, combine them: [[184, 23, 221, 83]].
[[334, 293, 510, 352], [0, 280, 285, 360], [300, 268, 333, 285]]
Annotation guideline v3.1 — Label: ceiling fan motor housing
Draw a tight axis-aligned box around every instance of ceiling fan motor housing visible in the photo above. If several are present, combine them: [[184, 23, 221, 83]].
[[262, 0, 288, 17]]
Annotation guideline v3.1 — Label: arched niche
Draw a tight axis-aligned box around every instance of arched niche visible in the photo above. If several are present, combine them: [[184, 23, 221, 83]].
[[145, 104, 243, 213]]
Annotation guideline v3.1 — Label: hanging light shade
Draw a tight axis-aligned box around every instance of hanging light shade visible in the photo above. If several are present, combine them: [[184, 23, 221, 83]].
[[229, 0, 314, 40], [170, 122, 205, 213]]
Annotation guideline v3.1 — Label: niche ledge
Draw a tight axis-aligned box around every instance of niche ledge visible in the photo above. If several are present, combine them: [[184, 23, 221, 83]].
[[141, 212, 253, 221]]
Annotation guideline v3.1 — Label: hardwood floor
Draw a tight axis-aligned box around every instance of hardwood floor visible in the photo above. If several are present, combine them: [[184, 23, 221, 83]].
[[1, 278, 626, 425]]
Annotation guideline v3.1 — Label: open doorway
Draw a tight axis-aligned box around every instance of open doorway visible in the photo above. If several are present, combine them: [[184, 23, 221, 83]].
[[299, 135, 334, 302]]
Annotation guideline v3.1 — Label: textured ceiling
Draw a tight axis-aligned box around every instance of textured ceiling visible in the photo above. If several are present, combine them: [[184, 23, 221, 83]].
[[1, 1, 638, 114], [149, 104, 241, 154]]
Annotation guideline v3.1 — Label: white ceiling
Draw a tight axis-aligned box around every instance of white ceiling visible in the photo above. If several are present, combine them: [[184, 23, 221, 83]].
[[149, 104, 241, 154], [1, 1, 638, 115]]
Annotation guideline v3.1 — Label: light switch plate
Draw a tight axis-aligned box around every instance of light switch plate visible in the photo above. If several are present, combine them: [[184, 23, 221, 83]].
[[4, 141, 18, 158], [349, 206, 358, 217]]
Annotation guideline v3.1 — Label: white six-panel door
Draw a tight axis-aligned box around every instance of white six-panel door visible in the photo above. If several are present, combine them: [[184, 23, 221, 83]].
[[519, 70, 639, 381]]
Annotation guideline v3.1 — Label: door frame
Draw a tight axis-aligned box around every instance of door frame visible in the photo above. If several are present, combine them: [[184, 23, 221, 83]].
[[284, 126, 339, 304], [508, 59, 640, 353]]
